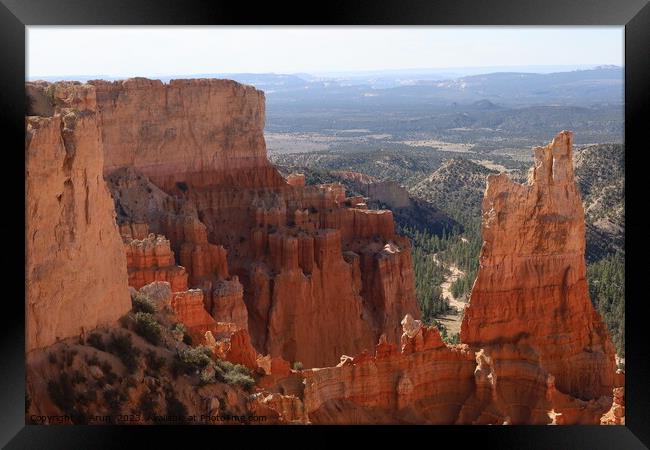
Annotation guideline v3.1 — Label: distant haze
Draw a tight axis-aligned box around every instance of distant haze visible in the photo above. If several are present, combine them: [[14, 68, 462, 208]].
[[27, 26, 623, 79]]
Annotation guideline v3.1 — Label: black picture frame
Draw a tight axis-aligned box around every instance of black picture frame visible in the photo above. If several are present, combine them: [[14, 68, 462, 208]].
[[2, 0, 648, 447]]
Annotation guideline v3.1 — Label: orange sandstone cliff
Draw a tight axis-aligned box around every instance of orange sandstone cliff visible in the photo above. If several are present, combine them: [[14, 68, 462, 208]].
[[460, 131, 617, 401], [95, 78, 283, 191], [27, 78, 419, 369], [26, 82, 131, 352]]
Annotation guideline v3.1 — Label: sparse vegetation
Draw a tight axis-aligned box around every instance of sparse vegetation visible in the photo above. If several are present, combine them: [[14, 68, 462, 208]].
[[103, 388, 126, 413], [214, 359, 255, 390], [138, 390, 159, 418], [47, 372, 75, 414], [132, 292, 157, 314], [45, 84, 56, 106], [172, 346, 212, 378], [63, 348, 77, 367], [85, 353, 101, 367], [101, 361, 118, 385], [223, 371, 255, 390], [134, 312, 162, 345], [107, 332, 141, 374], [86, 332, 106, 351], [171, 322, 187, 335], [165, 388, 188, 422], [145, 349, 166, 376], [446, 333, 460, 345], [70, 370, 86, 385], [199, 367, 217, 385], [172, 322, 192, 344]]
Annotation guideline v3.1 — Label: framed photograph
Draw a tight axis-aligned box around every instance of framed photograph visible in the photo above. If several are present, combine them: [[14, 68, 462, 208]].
[[2, 0, 648, 447]]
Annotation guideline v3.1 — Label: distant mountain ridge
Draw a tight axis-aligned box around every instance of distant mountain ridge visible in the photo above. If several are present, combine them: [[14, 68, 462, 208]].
[[411, 159, 498, 224]]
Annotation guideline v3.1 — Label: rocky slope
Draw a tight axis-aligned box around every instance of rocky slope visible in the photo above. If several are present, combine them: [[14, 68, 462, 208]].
[[411, 158, 499, 224], [574, 143, 625, 261]]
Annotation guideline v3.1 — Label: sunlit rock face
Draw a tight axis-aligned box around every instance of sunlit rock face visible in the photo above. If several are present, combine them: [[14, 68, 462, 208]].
[[26, 82, 131, 351], [461, 131, 617, 410], [30, 78, 419, 368], [95, 78, 283, 191]]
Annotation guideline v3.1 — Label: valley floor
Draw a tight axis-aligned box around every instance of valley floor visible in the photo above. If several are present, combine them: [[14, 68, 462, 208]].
[[432, 255, 467, 337]]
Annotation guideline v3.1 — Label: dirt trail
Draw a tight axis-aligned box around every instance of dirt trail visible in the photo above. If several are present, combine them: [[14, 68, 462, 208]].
[[432, 254, 467, 337]]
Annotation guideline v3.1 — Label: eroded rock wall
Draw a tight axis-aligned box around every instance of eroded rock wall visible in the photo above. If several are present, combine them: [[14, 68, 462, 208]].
[[93, 78, 285, 191], [71, 77, 420, 368], [460, 131, 617, 402], [26, 82, 131, 351]]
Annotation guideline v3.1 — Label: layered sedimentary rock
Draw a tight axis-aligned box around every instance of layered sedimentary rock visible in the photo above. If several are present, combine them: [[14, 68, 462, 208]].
[[211, 277, 248, 330], [301, 316, 477, 424], [600, 387, 625, 425], [123, 228, 189, 292], [460, 131, 617, 413], [210, 328, 259, 370], [26, 82, 131, 351], [170, 289, 223, 343], [93, 78, 285, 191], [295, 314, 614, 425], [61, 77, 420, 368]]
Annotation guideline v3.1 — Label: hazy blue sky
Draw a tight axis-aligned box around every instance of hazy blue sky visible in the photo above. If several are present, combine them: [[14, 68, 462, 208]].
[[27, 26, 623, 77]]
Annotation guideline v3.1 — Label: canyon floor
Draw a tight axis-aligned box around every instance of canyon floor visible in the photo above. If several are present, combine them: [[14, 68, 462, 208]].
[[433, 257, 467, 337]]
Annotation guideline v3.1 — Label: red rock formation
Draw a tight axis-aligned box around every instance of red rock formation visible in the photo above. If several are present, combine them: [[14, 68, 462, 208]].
[[93, 78, 286, 191], [119, 222, 151, 240], [210, 277, 248, 331], [26, 83, 131, 352], [85, 77, 419, 368], [259, 133, 619, 425], [600, 387, 625, 425], [286, 173, 306, 187], [170, 289, 221, 344], [460, 131, 616, 416], [300, 316, 477, 424], [212, 328, 259, 370], [175, 220, 230, 286], [252, 392, 307, 423], [123, 228, 189, 292]]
